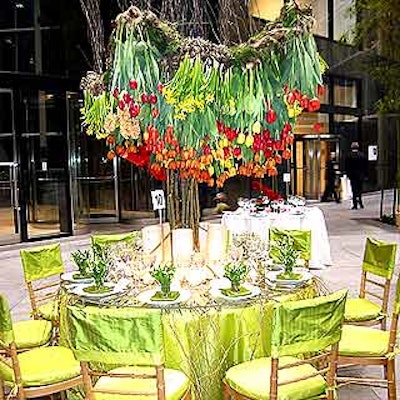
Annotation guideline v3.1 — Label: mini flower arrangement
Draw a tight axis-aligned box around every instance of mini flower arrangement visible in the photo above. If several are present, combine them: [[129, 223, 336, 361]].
[[275, 236, 302, 280], [222, 261, 250, 297], [150, 263, 180, 301], [83, 245, 111, 294], [287, 195, 306, 207], [71, 249, 92, 279]]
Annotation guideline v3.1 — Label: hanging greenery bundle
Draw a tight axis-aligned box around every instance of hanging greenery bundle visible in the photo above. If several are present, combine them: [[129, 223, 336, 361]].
[[81, 0, 326, 188]]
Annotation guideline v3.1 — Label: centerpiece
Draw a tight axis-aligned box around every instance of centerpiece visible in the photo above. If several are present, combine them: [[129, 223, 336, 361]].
[[275, 236, 302, 281], [222, 261, 251, 297], [150, 263, 180, 301], [80, 0, 326, 246], [71, 249, 92, 280], [83, 245, 112, 294]]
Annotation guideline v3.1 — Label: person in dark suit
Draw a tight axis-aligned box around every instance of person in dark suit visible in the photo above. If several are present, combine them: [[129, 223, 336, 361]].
[[345, 142, 367, 209], [322, 151, 341, 203]]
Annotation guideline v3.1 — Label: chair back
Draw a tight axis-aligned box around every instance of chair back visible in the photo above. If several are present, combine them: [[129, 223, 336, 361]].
[[20, 243, 64, 319], [269, 290, 347, 400], [0, 294, 14, 349], [359, 238, 397, 326], [269, 228, 312, 263], [271, 289, 347, 357], [362, 238, 397, 279], [67, 305, 166, 399], [91, 231, 138, 250]]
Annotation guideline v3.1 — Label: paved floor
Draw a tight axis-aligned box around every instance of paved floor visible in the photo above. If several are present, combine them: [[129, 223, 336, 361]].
[[1, 190, 399, 399]]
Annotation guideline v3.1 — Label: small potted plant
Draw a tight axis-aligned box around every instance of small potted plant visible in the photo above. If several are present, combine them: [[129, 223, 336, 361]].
[[222, 261, 250, 297], [83, 245, 111, 294], [276, 236, 302, 280], [71, 249, 92, 280], [150, 263, 180, 301]]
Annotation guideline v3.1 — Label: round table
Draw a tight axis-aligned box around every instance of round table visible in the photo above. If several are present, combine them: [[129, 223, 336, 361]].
[[222, 206, 332, 268], [60, 282, 319, 400]]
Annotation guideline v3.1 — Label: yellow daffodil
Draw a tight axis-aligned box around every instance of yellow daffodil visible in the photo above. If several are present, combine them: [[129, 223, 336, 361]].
[[208, 165, 215, 176], [205, 93, 214, 103], [225, 159, 232, 169], [288, 108, 295, 118]]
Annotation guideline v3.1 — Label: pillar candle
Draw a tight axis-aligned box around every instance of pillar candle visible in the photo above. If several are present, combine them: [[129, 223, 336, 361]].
[[207, 223, 228, 262], [172, 228, 194, 265], [141, 223, 172, 265]]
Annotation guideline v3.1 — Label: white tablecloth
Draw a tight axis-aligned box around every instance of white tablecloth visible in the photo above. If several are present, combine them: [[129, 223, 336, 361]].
[[221, 206, 332, 268]]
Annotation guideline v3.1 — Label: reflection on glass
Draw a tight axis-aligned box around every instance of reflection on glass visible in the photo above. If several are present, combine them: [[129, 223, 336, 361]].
[[21, 90, 72, 238], [298, 0, 328, 37], [334, 0, 356, 42], [295, 113, 329, 135], [334, 78, 357, 108]]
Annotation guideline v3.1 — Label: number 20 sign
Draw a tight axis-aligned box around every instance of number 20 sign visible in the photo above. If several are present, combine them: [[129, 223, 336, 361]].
[[151, 190, 166, 211]]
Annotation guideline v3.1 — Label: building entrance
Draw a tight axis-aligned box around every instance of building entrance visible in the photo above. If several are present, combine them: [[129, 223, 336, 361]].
[[294, 136, 340, 200]]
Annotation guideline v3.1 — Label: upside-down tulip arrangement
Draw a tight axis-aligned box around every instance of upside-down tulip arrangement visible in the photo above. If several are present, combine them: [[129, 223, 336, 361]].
[[80, 0, 326, 236]]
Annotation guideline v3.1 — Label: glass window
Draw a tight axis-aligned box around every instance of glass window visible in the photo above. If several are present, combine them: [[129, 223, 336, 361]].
[[334, 0, 356, 42], [295, 113, 329, 135], [0, 32, 35, 72], [298, 0, 328, 37], [333, 78, 357, 107]]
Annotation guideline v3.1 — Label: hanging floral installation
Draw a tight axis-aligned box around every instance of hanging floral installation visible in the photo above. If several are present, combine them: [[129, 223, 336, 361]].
[[80, 0, 326, 235]]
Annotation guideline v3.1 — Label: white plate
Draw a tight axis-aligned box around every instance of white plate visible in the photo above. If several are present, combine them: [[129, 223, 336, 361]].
[[266, 269, 312, 286], [61, 271, 93, 284], [137, 289, 191, 306], [209, 282, 261, 301], [71, 282, 125, 298]]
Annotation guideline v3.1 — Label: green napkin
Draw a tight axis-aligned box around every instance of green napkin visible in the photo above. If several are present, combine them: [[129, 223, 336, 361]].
[[220, 287, 251, 297], [151, 291, 180, 301]]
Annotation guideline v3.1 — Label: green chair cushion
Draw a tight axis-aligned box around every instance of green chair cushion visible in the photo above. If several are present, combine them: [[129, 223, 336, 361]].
[[225, 356, 327, 400], [339, 325, 389, 357], [13, 320, 52, 349], [93, 366, 190, 400], [37, 300, 59, 321], [344, 298, 382, 322], [0, 346, 80, 387]]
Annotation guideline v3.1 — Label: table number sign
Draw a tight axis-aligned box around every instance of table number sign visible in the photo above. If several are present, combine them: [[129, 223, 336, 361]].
[[151, 189, 166, 211]]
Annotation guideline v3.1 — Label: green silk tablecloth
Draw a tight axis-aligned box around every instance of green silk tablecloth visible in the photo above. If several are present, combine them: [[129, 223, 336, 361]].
[[61, 284, 317, 400]]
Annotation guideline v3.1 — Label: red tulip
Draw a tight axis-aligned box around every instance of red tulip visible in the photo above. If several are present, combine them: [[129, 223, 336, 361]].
[[266, 108, 277, 124], [317, 84, 325, 97], [157, 82, 164, 94], [308, 98, 321, 112], [233, 147, 241, 157], [129, 102, 140, 118], [275, 154, 282, 164], [141, 93, 149, 104], [149, 93, 157, 105], [123, 92, 132, 104], [216, 121, 224, 133], [151, 108, 160, 118], [286, 92, 296, 105], [129, 79, 138, 90], [299, 96, 309, 109], [113, 88, 119, 98], [118, 100, 125, 110]]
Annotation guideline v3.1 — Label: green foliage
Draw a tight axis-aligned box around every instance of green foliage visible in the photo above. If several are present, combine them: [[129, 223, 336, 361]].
[[354, 0, 400, 114], [91, 244, 110, 289], [151, 263, 176, 294], [224, 261, 248, 291], [71, 249, 92, 278], [275, 235, 300, 275]]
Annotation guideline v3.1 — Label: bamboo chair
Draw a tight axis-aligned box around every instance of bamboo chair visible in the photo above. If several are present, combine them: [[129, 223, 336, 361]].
[[344, 238, 397, 330], [67, 305, 191, 399], [90, 231, 138, 250], [269, 228, 312, 267], [223, 289, 347, 400], [20, 243, 65, 325], [0, 294, 82, 400], [337, 272, 400, 400]]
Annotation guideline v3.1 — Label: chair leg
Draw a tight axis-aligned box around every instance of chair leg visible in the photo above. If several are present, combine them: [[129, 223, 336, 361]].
[[0, 380, 5, 400], [387, 359, 396, 400], [222, 381, 231, 400]]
